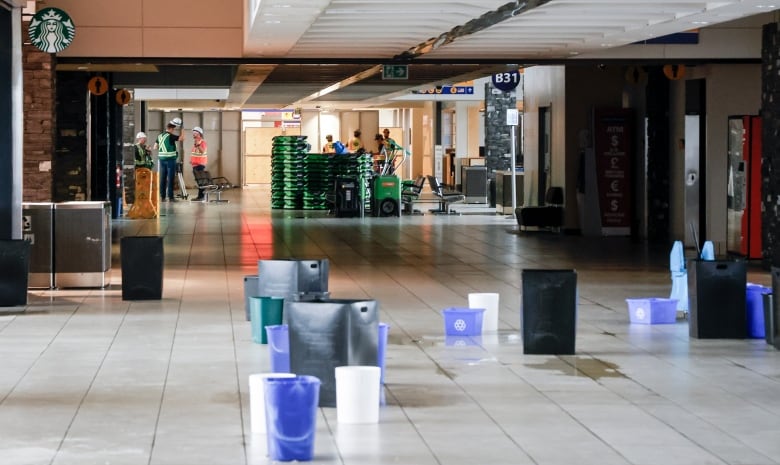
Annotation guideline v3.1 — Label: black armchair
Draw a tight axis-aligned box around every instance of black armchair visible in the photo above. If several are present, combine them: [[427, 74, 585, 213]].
[[515, 187, 564, 230]]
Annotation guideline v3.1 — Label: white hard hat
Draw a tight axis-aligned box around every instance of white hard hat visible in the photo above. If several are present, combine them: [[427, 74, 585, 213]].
[[136, 131, 146, 139], [169, 117, 182, 127], [192, 126, 204, 136]]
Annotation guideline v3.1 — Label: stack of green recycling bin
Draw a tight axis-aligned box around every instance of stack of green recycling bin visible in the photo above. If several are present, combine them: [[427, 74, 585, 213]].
[[331, 153, 374, 213], [271, 135, 308, 209], [303, 153, 332, 210]]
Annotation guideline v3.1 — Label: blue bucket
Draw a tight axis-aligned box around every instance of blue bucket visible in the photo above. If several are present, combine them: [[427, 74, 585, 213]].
[[265, 324, 290, 373], [263, 375, 321, 462]]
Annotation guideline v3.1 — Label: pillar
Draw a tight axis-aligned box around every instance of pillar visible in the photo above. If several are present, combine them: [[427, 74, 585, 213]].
[[761, 22, 780, 266], [483, 81, 516, 174]]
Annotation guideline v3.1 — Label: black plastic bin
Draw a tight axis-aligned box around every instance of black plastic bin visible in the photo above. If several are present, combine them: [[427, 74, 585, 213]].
[[688, 259, 746, 339], [521, 269, 577, 355], [121, 236, 163, 300], [772, 267, 780, 350], [0, 239, 30, 306], [286, 299, 378, 407]]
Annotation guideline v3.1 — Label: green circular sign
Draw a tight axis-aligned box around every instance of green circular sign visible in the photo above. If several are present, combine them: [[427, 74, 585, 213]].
[[28, 8, 76, 53]]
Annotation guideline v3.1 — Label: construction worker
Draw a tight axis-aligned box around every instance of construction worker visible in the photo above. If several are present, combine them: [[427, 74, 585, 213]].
[[348, 129, 363, 153], [190, 126, 208, 201], [133, 132, 153, 170], [153, 118, 184, 202], [323, 134, 335, 153], [127, 131, 156, 219]]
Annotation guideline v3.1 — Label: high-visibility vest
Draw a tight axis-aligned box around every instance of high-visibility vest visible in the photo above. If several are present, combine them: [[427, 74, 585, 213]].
[[157, 132, 178, 159], [191, 140, 207, 166]]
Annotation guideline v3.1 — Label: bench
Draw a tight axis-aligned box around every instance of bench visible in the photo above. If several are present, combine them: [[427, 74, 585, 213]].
[[194, 170, 232, 203], [401, 175, 426, 215], [515, 187, 564, 230], [426, 175, 464, 215]]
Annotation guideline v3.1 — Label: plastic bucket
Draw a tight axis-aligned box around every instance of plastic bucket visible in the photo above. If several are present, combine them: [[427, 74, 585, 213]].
[[248, 372, 295, 434], [243, 275, 259, 321], [265, 324, 290, 373], [442, 307, 485, 336], [263, 375, 321, 462], [378, 322, 389, 405], [377, 322, 389, 384], [250, 296, 284, 344], [335, 366, 381, 424], [746, 283, 772, 338], [468, 293, 499, 332], [625, 298, 678, 324]]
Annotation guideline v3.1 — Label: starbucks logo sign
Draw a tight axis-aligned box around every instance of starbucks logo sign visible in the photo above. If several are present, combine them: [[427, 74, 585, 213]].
[[28, 8, 76, 53]]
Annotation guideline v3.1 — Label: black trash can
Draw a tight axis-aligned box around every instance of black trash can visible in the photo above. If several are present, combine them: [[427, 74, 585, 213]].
[[0, 239, 30, 307], [521, 269, 577, 355], [121, 236, 163, 300], [772, 267, 780, 350], [286, 299, 378, 407], [688, 259, 746, 339], [763, 292, 775, 347]]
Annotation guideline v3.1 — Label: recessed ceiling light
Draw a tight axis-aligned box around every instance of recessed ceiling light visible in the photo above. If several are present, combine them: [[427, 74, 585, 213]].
[[692, 21, 709, 25], [265, 20, 281, 24], [756, 4, 776, 8]]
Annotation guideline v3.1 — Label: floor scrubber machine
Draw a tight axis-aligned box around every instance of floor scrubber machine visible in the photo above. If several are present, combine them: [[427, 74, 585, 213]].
[[371, 144, 407, 217]]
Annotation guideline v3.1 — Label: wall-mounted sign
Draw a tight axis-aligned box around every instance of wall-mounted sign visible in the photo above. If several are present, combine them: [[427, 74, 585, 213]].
[[663, 64, 686, 80], [491, 70, 520, 92], [593, 108, 633, 235], [28, 8, 76, 53], [413, 86, 474, 95], [88, 76, 108, 96], [115, 89, 131, 105], [624, 66, 647, 86], [382, 65, 408, 80]]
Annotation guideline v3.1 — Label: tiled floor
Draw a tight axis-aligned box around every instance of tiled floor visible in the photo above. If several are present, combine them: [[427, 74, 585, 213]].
[[2, 187, 779, 465]]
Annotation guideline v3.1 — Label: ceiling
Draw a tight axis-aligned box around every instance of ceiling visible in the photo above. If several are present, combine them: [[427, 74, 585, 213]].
[[69, 0, 780, 110]]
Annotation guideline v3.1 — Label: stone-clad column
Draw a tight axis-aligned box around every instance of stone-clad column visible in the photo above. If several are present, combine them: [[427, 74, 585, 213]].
[[483, 81, 517, 175], [761, 23, 780, 266]]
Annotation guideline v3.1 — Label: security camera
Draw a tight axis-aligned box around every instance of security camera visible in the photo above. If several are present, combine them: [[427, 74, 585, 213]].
[[597, 64, 606, 71]]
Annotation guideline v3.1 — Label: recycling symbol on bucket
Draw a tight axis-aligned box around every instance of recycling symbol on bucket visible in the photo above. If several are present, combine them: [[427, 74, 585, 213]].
[[635, 307, 646, 320], [453, 319, 467, 332]]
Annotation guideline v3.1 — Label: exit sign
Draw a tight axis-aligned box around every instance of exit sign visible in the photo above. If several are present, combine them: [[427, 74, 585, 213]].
[[382, 65, 408, 80]]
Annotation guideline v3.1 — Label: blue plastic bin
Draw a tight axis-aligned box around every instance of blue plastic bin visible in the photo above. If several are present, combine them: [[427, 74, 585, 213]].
[[265, 324, 290, 373], [626, 298, 678, 324], [746, 283, 772, 338], [263, 375, 321, 462], [377, 322, 389, 406], [442, 307, 485, 336], [377, 322, 389, 384]]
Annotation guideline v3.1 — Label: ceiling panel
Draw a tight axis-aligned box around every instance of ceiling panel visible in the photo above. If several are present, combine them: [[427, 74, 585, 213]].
[[98, 0, 779, 109]]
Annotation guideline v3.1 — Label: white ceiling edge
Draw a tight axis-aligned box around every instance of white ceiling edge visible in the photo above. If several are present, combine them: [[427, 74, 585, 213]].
[[134, 88, 230, 100]]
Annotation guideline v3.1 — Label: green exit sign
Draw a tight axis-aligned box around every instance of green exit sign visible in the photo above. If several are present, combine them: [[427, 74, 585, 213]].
[[382, 65, 408, 80]]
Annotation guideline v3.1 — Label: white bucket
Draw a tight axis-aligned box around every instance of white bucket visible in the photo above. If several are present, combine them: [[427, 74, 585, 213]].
[[249, 372, 296, 433], [335, 366, 381, 424], [468, 292, 499, 332]]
